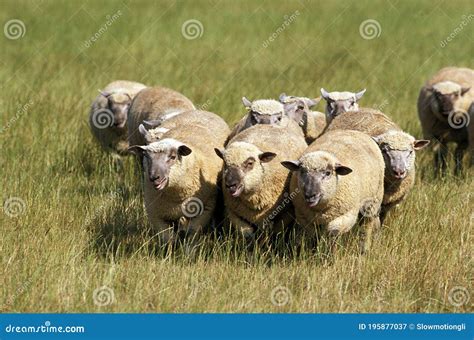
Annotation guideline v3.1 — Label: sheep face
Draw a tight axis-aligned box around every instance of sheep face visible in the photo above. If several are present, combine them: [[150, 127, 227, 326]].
[[215, 142, 276, 198], [373, 131, 430, 180], [242, 97, 285, 126], [282, 151, 352, 207], [101, 92, 132, 129], [320, 88, 366, 122], [428, 81, 471, 118], [128, 139, 192, 191], [280, 94, 320, 126]]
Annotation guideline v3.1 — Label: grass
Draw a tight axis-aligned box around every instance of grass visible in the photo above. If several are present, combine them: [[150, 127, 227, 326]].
[[0, 0, 473, 313]]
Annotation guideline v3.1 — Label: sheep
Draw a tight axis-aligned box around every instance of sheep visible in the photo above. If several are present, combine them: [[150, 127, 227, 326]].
[[225, 97, 303, 144], [89, 80, 146, 155], [281, 130, 385, 254], [138, 110, 230, 145], [128, 119, 230, 244], [279, 93, 326, 143], [127, 86, 195, 147], [215, 124, 307, 240], [325, 108, 430, 221], [320, 88, 366, 124], [417, 67, 474, 175], [469, 103, 474, 166]]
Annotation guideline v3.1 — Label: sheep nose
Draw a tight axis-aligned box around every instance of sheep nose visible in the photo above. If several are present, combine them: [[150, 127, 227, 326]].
[[150, 175, 161, 182], [393, 169, 406, 178]]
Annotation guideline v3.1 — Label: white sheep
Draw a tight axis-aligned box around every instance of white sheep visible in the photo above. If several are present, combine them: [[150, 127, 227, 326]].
[[129, 117, 229, 244], [127, 86, 195, 147], [281, 129, 385, 253], [215, 123, 307, 240], [417, 67, 474, 175], [89, 80, 146, 155]]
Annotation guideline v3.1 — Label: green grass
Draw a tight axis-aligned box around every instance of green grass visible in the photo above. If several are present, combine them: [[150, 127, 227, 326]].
[[0, 0, 472, 312]]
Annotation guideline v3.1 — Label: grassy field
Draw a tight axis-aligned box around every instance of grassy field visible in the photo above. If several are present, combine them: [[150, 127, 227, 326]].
[[0, 0, 472, 313]]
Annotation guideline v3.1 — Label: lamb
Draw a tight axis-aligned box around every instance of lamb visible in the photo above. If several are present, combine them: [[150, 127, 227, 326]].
[[215, 124, 307, 240], [281, 130, 385, 253], [417, 67, 474, 175], [279, 93, 326, 143], [89, 80, 146, 155], [127, 86, 195, 147], [128, 120, 230, 244], [320, 88, 366, 124], [138, 110, 230, 145], [225, 97, 303, 144], [325, 108, 429, 221]]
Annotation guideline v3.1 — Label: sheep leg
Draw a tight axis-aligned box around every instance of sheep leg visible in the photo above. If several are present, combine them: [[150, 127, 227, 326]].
[[152, 219, 175, 245], [433, 140, 448, 177], [325, 211, 358, 258], [454, 143, 467, 175], [360, 216, 381, 254], [227, 210, 256, 249]]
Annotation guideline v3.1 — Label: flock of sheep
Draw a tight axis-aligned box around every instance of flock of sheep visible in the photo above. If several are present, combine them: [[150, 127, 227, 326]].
[[89, 66, 474, 254]]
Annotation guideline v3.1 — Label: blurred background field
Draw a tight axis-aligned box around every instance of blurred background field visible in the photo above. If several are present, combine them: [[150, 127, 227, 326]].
[[0, 0, 472, 312]]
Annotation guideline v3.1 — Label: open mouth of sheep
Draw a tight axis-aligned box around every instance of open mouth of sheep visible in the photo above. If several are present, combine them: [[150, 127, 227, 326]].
[[227, 184, 244, 197], [153, 178, 168, 191]]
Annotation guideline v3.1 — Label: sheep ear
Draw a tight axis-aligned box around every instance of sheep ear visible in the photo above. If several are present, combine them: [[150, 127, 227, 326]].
[[214, 148, 224, 159], [259, 152, 277, 163], [371, 135, 382, 144], [128, 145, 145, 155], [335, 163, 352, 176], [142, 120, 162, 129], [178, 145, 192, 157], [461, 87, 470, 96], [242, 97, 252, 108], [413, 139, 430, 150], [320, 88, 330, 100], [307, 97, 321, 107], [355, 89, 366, 101], [279, 93, 288, 103], [281, 160, 301, 171]]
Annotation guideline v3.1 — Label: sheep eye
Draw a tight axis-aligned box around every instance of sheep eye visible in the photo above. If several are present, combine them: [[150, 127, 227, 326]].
[[169, 155, 176, 160], [324, 170, 331, 177]]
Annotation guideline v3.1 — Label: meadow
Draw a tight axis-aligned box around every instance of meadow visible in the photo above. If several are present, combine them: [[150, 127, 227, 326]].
[[0, 0, 472, 312]]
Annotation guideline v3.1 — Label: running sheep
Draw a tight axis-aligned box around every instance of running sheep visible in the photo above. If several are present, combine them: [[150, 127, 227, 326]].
[[128, 115, 230, 244], [89, 80, 146, 155], [215, 124, 307, 240], [325, 108, 429, 221], [127, 86, 195, 147], [320, 88, 366, 124], [417, 66, 474, 175], [279, 93, 326, 143], [281, 130, 385, 253], [225, 97, 303, 144]]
